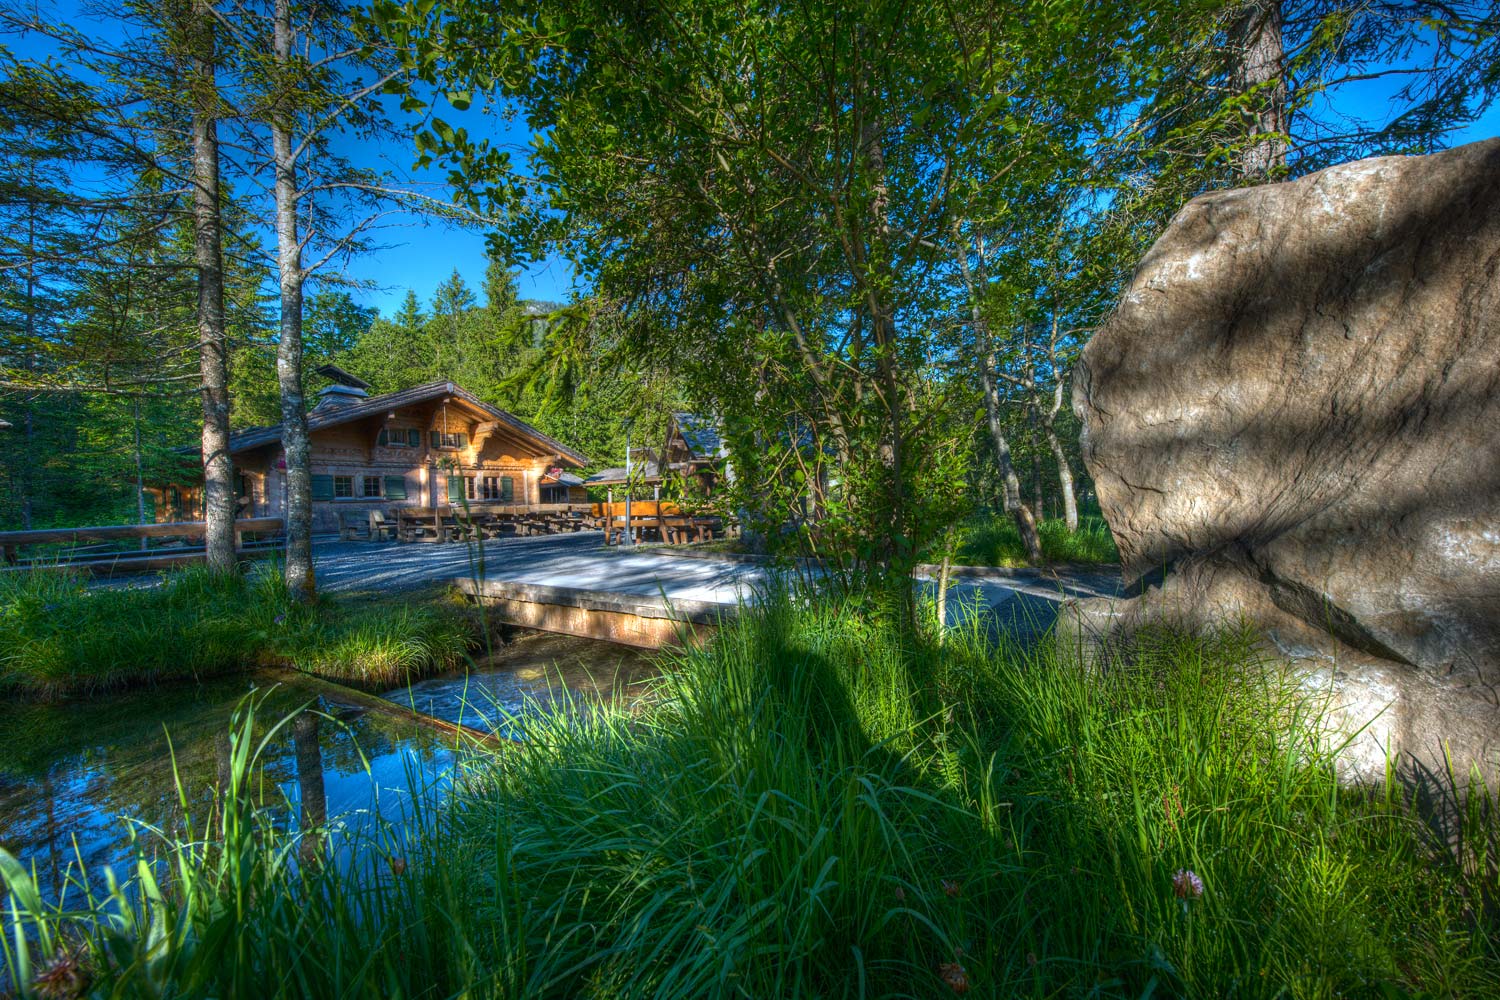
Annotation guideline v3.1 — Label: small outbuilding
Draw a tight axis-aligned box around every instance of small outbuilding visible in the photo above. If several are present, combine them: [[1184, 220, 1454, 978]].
[[584, 412, 725, 495]]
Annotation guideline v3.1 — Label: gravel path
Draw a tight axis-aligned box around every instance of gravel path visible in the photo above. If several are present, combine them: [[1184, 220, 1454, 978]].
[[314, 531, 774, 605], [313, 533, 1123, 639]]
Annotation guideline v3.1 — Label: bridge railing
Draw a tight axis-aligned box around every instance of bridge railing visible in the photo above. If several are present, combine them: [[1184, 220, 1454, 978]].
[[0, 517, 285, 572]]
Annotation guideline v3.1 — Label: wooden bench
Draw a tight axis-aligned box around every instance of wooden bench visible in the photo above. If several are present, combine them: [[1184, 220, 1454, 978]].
[[369, 509, 398, 542]]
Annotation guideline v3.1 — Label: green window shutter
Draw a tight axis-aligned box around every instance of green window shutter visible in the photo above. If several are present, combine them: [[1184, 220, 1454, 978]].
[[447, 476, 464, 503], [456, 433, 467, 448], [501, 475, 514, 502], [377, 428, 388, 446], [311, 475, 334, 501], [407, 428, 421, 448], [431, 430, 441, 448], [384, 476, 407, 500]]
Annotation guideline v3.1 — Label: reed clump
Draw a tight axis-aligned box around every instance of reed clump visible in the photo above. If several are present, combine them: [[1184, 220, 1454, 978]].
[[3, 592, 1496, 997], [0, 567, 478, 698]]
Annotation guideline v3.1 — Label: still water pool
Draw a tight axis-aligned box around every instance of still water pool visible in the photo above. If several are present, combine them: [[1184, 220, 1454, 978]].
[[0, 631, 658, 904]]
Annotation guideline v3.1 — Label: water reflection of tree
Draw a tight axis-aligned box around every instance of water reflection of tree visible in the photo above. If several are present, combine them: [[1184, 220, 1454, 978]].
[[0, 676, 451, 899], [294, 711, 327, 863]]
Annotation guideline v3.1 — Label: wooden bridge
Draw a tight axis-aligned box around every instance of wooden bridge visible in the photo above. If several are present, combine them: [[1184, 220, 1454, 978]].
[[456, 577, 740, 650]]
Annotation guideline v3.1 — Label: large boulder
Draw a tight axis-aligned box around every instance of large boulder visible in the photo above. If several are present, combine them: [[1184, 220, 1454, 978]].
[[1071, 138, 1500, 783]]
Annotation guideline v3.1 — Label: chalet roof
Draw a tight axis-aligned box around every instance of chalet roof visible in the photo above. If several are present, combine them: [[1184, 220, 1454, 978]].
[[672, 412, 720, 459], [584, 461, 663, 487], [223, 381, 588, 466]]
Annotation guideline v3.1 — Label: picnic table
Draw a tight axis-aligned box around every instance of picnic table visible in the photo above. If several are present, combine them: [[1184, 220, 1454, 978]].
[[385, 504, 596, 544], [396, 507, 460, 543], [592, 501, 730, 546]]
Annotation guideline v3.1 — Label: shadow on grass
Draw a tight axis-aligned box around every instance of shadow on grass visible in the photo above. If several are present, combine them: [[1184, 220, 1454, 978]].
[[3, 589, 1497, 998]]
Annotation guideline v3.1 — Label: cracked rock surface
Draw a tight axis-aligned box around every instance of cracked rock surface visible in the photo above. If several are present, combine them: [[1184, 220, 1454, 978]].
[[1071, 138, 1500, 781]]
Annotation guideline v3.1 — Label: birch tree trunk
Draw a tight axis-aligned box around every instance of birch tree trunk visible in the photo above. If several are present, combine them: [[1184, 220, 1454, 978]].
[[1042, 323, 1079, 530], [188, 0, 236, 574], [1045, 427, 1079, 530], [1032, 450, 1044, 523], [981, 358, 1040, 559], [954, 229, 1041, 561], [272, 0, 315, 600]]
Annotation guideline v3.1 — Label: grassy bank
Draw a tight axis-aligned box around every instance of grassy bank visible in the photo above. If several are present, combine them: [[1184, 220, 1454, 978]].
[[0, 567, 477, 698], [3, 594, 1496, 997], [938, 512, 1119, 567]]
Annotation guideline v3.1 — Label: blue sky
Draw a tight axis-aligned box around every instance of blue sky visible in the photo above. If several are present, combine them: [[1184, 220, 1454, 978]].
[[7, 3, 1498, 318], [319, 95, 580, 316]]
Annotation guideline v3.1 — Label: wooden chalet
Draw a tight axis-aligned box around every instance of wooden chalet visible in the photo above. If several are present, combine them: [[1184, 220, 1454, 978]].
[[153, 370, 589, 531], [583, 412, 724, 494]]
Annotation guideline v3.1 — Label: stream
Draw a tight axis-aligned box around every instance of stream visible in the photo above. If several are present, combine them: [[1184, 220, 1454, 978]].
[[0, 631, 658, 906]]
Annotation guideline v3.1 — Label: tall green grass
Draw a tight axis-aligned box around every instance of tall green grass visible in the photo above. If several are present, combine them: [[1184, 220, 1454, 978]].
[[940, 512, 1119, 567], [0, 567, 477, 698], [3, 593, 1495, 997]]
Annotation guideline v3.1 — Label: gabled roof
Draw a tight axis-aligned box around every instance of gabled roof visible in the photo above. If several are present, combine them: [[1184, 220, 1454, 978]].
[[223, 381, 588, 466], [584, 461, 664, 487], [672, 412, 721, 459]]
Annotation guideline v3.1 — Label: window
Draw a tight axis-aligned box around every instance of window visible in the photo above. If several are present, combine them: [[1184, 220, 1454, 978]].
[[430, 430, 467, 449], [362, 476, 382, 498], [378, 427, 415, 448], [481, 476, 514, 501], [466, 478, 477, 500], [333, 475, 354, 499]]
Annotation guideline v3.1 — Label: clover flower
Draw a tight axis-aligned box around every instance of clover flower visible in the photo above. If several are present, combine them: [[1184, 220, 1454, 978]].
[[1172, 868, 1204, 900]]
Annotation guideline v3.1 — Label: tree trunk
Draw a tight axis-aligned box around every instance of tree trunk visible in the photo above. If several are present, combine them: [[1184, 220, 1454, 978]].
[[134, 398, 149, 547], [1235, 0, 1288, 178], [293, 711, 328, 864], [982, 365, 1040, 560], [1045, 427, 1079, 531], [21, 180, 37, 530], [188, 0, 236, 573], [954, 230, 1041, 561], [1032, 450, 1044, 523], [272, 0, 315, 600]]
